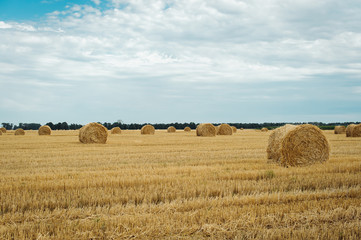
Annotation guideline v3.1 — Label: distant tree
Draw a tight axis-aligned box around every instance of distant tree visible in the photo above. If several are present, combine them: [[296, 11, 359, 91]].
[[1, 123, 13, 130], [46, 122, 55, 130]]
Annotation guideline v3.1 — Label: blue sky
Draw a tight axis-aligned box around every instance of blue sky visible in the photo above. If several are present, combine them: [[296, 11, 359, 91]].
[[1, 0, 361, 124]]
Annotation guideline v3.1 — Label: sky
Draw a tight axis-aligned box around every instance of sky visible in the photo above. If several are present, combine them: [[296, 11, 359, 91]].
[[0, 0, 361, 125]]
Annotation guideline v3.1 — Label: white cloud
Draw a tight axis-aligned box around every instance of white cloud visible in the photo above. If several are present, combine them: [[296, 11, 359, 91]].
[[91, 0, 101, 5]]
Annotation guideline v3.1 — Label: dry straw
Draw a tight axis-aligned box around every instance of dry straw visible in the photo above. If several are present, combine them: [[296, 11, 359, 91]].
[[217, 124, 233, 135], [141, 125, 155, 135], [351, 124, 361, 137], [79, 122, 108, 144], [231, 126, 237, 133], [346, 124, 356, 137], [196, 123, 216, 137], [261, 127, 268, 132], [14, 128, 25, 135], [334, 126, 346, 134], [267, 124, 329, 167], [38, 125, 51, 135], [111, 127, 121, 134], [184, 127, 191, 132], [167, 126, 176, 133], [0, 127, 6, 133]]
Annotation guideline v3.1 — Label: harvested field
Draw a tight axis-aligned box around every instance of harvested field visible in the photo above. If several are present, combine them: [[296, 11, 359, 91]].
[[0, 130, 360, 239]]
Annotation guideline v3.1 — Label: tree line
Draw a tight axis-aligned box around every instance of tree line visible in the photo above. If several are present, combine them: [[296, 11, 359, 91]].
[[1, 121, 359, 131]]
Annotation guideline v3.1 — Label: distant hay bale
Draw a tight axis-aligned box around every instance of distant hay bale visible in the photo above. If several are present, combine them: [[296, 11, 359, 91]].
[[184, 127, 191, 132], [351, 124, 361, 137], [231, 126, 237, 133], [240, 128, 244, 130], [167, 126, 176, 133], [14, 128, 25, 135], [111, 127, 121, 134], [38, 125, 51, 135], [79, 122, 108, 144], [334, 126, 346, 134], [196, 123, 216, 137], [141, 124, 155, 135], [267, 124, 329, 167], [346, 124, 356, 137], [0, 127, 6, 133], [217, 124, 233, 135], [261, 127, 268, 132]]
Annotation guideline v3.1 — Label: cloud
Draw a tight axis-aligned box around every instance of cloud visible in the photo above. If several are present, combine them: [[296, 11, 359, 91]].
[[91, 0, 101, 5]]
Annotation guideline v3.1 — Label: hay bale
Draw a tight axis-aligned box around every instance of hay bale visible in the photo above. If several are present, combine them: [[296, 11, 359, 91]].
[[267, 124, 329, 167], [196, 123, 216, 137], [111, 127, 121, 134], [261, 127, 268, 132], [231, 126, 237, 133], [240, 128, 244, 130], [334, 126, 346, 134], [14, 128, 25, 135], [38, 125, 51, 135], [0, 127, 6, 133], [346, 124, 356, 137], [351, 124, 361, 137], [141, 124, 155, 135], [79, 122, 108, 144], [167, 126, 176, 133], [217, 124, 233, 135], [184, 127, 191, 132], [0, 131, 2, 135]]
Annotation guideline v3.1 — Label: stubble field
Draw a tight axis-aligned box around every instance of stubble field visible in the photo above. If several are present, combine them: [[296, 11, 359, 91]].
[[0, 129, 360, 239]]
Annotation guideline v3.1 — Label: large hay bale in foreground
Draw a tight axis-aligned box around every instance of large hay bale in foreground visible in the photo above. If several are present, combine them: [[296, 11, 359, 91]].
[[0, 127, 6, 133], [351, 124, 361, 137], [231, 126, 237, 133], [167, 126, 176, 133], [141, 125, 155, 135], [111, 127, 121, 134], [14, 128, 25, 135], [267, 124, 329, 167], [38, 125, 51, 135], [79, 122, 108, 144], [196, 123, 216, 137], [346, 124, 356, 137], [334, 126, 346, 134], [261, 127, 268, 132], [184, 127, 191, 132], [217, 124, 233, 135]]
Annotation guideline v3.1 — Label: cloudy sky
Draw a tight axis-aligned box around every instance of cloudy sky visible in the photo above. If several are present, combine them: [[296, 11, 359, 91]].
[[1, 0, 361, 124]]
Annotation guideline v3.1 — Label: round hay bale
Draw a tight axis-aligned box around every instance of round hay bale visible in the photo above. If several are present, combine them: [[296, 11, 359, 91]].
[[196, 123, 216, 137], [111, 127, 121, 134], [346, 124, 356, 137], [334, 126, 346, 134], [351, 124, 361, 137], [0, 127, 6, 133], [231, 126, 237, 133], [141, 124, 155, 135], [267, 124, 329, 167], [14, 128, 25, 135], [261, 127, 268, 132], [38, 125, 51, 135], [79, 122, 108, 144], [217, 124, 233, 135], [240, 128, 244, 130], [184, 127, 191, 132], [167, 126, 176, 133]]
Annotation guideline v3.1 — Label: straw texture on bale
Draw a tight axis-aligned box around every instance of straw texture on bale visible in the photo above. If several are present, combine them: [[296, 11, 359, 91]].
[[14, 128, 25, 135], [231, 126, 237, 133], [141, 125, 155, 135], [0, 127, 6, 133], [0, 131, 2, 135], [346, 124, 356, 137], [334, 126, 346, 134], [217, 124, 233, 135], [351, 124, 361, 137], [267, 124, 329, 167], [38, 125, 51, 135], [111, 127, 121, 134], [261, 127, 268, 132], [79, 122, 108, 144], [196, 123, 216, 137], [167, 126, 176, 133], [184, 127, 191, 132]]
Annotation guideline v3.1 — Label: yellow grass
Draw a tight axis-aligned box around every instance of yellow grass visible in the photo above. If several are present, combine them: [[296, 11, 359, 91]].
[[0, 130, 360, 239]]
